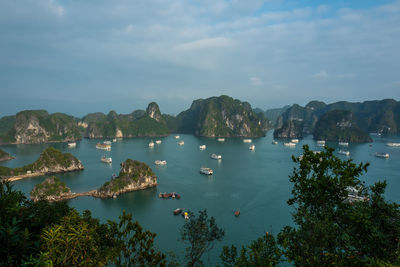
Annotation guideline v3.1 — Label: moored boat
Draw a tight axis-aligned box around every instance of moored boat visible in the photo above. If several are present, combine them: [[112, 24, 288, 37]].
[[317, 140, 325, 146], [243, 139, 252, 143], [67, 142, 76, 148], [217, 138, 225, 142], [112, 138, 117, 142], [178, 140, 184, 146], [200, 167, 213, 175], [155, 160, 167, 165], [284, 142, 296, 147], [149, 141, 154, 147], [272, 140, 278, 145], [211, 154, 222, 160], [199, 145, 206, 150], [155, 140, 162, 144], [175, 135, 180, 139], [339, 141, 349, 146], [234, 210, 240, 217], [386, 142, 400, 147], [338, 150, 350, 156], [375, 152, 389, 158], [103, 140, 112, 145], [101, 155, 112, 163], [96, 143, 111, 151], [159, 192, 172, 198], [249, 144, 255, 150], [174, 208, 183, 215], [291, 139, 299, 143]]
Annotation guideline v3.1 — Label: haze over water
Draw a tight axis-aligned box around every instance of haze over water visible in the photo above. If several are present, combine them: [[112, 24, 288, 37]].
[[1, 132, 399, 264]]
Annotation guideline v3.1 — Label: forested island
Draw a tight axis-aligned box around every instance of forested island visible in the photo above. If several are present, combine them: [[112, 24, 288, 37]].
[[0, 149, 14, 162]]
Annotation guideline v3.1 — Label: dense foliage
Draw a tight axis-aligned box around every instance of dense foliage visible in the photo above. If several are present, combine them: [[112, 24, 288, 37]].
[[31, 176, 71, 199], [0, 148, 13, 161]]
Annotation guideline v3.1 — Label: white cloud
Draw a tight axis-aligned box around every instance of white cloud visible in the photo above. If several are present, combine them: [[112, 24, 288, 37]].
[[249, 77, 263, 86], [312, 71, 328, 78], [175, 37, 233, 51], [337, 73, 355, 79]]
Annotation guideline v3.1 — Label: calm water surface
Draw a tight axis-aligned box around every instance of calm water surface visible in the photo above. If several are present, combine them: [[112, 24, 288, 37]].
[[1, 132, 399, 265]]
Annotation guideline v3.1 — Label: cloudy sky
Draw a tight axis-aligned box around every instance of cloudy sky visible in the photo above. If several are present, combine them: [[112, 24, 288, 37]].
[[1, 0, 399, 117]]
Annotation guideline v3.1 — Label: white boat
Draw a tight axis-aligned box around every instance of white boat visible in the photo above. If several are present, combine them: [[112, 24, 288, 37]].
[[155, 140, 162, 144], [346, 186, 367, 202], [199, 145, 206, 150], [339, 142, 349, 146], [375, 152, 389, 158], [101, 155, 112, 163], [317, 140, 325, 146], [155, 160, 167, 165], [96, 143, 111, 151], [272, 140, 278, 145], [243, 139, 252, 143], [291, 139, 299, 143], [338, 150, 350, 156], [175, 135, 180, 139], [149, 141, 154, 148], [249, 144, 255, 150], [112, 138, 117, 142], [103, 141, 112, 145], [284, 142, 296, 147], [386, 143, 400, 147], [217, 138, 225, 142], [200, 167, 213, 175], [178, 140, 184, 146], [211, 154, 222, 160], [67, 142, 76, 148]]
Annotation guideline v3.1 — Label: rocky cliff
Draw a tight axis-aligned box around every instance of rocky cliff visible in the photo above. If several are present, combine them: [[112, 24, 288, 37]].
[[30, 176, 72, 202], [0, 149, 14, 162], [0, 110, 81, 144], [173, 95, 271, 137], [82, 103, 169, 138], [94, 159, 157, 198]]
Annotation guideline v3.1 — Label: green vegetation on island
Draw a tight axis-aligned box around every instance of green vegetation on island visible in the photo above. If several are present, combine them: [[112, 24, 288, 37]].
[[0, 149, 14, 162], [0, 147, 84, 179], [30, 176, 71, 201]]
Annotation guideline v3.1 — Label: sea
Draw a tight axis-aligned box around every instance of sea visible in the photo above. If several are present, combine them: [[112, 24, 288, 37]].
[[1, 132, 399, 265]]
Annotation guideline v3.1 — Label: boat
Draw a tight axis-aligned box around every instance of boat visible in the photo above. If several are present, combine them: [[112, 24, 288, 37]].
[[234, 210, 240, 217], [183, 211, 189, 220], [291, 139, 299, 143], [243, 139, 252, 143], [249, 144, 255, 150], [112, 138, 117, 142], [375, 152, 389, 158], [317, 140, 325, 146], [217, 138, 225, 142], [272, 140, 278, 145], [159, 192, 172, 198], [67, 142, 76, 148], [149, 141, 154, 148], [171, 192, 181, 199], [284, 142, 296, 147], [155, 160, 167, 165], [174, 208, 183, 215], [199, 145, 206, 150], [386, 143, 400, 147], [200, 167, 213, 175], [178, 140, 184, 146], [155, 140, 162, 144], [101, 155, 112, 163], [211, 154, 222, 160], [103, 140, 112, 145], [96, 143, 111, 151], [346, 186, 368, 203], [339, 141, 349, 146], [175, 135, 180, 139], [338, 150, 350, 156]]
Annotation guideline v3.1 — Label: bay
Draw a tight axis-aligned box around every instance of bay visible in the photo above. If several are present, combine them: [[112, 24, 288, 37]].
[[1, 132, 399, 265]]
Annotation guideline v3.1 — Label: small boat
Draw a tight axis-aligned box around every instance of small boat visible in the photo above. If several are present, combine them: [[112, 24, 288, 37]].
[[183, 211, 189, 220], [155, 140, 162, 144], [200, 167, 213, 175], [284, 142, 296, 147], [243, 139, 252, 143], [217, 138, 225, 142], [175, 135, 180, 139], [174, 208, 183, 215], [338, 150, 350, 156], [317, 140, 325, 146], [171, 192, 181, 199], [199, 145, 206, 150], [159, 192, 172, 198], [178, 140, 184, 146], [375, 152, 389, 158], [339, 142, 349, 146], [291, 139, 299, 143], [103, 141, 112, 145], [272, 140, 278, 145], [96, 143, 111, 151], [67, 142, 76, 148], [249, 144, 255, 150], [211, 154, 222, 160], [386, 143, 400, 147], [155, 160, 167, 165], [101, 155, 112, 163], [112, 138, 117, 142], [149, 141, 154, 148], [234, 210, 240, 217]]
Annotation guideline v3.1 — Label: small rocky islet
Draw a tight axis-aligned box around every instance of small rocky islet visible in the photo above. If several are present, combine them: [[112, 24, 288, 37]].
[[0, 149, 14, 162]]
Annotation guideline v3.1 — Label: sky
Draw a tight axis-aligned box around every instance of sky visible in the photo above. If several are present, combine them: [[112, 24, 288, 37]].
[[0, 0, 399, 117]]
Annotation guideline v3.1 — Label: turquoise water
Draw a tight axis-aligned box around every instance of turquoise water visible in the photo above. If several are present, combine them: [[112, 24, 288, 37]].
[[1, 132, 400, 265]]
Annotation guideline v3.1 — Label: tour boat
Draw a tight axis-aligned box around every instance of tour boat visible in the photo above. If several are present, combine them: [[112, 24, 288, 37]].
[[96, 143, 111, 151], [217, 138, 225, 142], [183, 211, 189, 220], [155, 160, 167, 165], [103, 140, 112, 145], [199, 145, 206, 150], [249, 144, 255, 150], [112, 138, 117, 142], [171, 192, 181, 199], [211, 154, 222, 160], [291, 139, 299, 143], [284, 142, 296, 147], [375, 152, 389, 158], [243, 139, 252, 143], [234, 210, 240, 217], [386, 143, 400, 147], [272, 140, 278, 145], [159, 192, 172, 198], [174, 208, 183, 215], [339, 141, 349, 146], [178, 141, 184, 146], [67, 142, 76, 148], [149, 141, 154, 148], [317, 140, 325, 146], [200, 167, 213, 175], [155, 140, 162, 144], [101, 155, 112, 163], [175, 135, 180, 139], [338, 150, 350, 156]]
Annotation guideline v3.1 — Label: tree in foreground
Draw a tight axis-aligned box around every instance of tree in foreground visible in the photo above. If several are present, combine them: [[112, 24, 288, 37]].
[[181, 209, 224, 267], [277, 145, 400, 266]]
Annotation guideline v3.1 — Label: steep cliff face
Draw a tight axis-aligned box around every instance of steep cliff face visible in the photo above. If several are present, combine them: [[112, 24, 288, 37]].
[[95, 159, 157, 198], [82, 103, 169, 138], [313, 110, 373, 142], [174, 95, 271, 137], [0, 110, 81, 144], [273, 120, 304, 139]]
